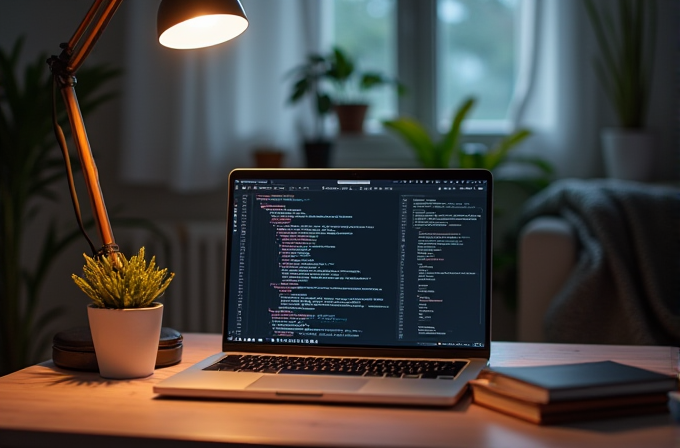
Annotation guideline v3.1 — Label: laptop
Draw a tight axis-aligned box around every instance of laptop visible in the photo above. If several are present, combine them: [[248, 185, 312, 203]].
[[154, 168, 493, 406]]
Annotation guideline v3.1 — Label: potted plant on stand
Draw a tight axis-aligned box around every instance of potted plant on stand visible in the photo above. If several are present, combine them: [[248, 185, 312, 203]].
[[72, 247, 174, 379], [287, 53, 335, 167], [584, 0, 658, 181], [287, 46, 404, 166]]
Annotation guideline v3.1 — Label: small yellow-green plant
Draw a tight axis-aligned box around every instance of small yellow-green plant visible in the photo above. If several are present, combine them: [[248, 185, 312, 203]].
[[72, 247, 175, 309]]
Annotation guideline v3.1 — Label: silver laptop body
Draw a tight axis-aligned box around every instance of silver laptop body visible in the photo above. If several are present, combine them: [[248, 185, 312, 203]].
[[154, 168, 493, 406]]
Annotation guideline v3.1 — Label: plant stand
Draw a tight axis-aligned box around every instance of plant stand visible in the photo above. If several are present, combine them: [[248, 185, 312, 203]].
[[303, 141, 333, 168]]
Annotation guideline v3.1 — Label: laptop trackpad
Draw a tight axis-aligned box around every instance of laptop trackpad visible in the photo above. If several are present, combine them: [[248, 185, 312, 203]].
[[246, 375, 368, 393]]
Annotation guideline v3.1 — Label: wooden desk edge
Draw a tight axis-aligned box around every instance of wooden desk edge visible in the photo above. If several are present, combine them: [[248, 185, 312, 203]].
[[0, 335, 678, 448]]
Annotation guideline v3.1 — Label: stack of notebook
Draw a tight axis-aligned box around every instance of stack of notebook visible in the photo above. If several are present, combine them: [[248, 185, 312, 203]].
[[469, 361, 678, 425]]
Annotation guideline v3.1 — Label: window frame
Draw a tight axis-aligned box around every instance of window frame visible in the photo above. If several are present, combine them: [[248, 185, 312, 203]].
[[327, 0, 532, 166], [397, 0, 525, 136]]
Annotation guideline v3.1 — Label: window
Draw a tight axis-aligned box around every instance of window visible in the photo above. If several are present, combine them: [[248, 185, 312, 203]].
[[437, 0, 518, 130], [327, 0, 522, 134], [329, 0, 397, 130]]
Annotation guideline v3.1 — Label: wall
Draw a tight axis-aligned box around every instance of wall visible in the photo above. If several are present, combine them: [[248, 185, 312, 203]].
[[1, 0, 679, 360], [1, 1, 232, 363]]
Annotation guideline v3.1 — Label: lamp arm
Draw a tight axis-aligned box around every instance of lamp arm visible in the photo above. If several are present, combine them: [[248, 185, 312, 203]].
[[47, 0, 124, 262], [65, 0, 123, 73]]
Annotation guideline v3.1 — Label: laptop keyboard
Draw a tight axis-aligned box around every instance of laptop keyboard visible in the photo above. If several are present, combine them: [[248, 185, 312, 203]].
[[204, 354, 467, 379]]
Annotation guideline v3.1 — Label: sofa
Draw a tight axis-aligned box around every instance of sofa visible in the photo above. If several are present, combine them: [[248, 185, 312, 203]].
[[516, 179, 680, 345]]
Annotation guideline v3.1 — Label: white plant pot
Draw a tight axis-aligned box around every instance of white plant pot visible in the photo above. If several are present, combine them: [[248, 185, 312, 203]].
[[601, 129, 655, 181], [87, 303, 163, 379]]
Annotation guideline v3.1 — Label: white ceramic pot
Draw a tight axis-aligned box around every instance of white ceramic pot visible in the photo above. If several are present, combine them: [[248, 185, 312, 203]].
[[601, 129, 655, 181], [87, 303, 163, 379]]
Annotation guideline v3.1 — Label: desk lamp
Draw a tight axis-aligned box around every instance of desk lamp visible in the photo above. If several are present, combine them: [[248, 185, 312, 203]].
[[48, 0, 248, 264]]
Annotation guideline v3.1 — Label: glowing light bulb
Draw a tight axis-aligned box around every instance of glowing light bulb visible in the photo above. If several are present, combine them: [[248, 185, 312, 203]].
[[159, 14, 248, 49]]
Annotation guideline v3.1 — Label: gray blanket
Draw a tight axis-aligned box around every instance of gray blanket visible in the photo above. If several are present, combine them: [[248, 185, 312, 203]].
[[520, 179, 680, 345]]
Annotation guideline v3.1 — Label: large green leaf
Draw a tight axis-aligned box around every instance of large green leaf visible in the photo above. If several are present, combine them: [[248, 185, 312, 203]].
[[439, 97, 475, 168], [328, 46, 354, 84], [383, 118, 435, 167], [484, 128, 532, 170]]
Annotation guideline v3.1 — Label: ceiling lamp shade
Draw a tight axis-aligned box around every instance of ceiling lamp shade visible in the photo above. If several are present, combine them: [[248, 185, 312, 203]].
[[157, 0, 249, 49]]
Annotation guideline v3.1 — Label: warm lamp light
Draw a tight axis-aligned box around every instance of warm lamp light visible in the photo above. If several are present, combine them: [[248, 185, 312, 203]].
[[158, 0, 249, 49], [48, 0, 248, 261]]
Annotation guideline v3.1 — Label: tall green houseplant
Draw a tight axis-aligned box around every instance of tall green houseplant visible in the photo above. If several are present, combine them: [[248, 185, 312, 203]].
[[383, 96, 549, 178], [0, 38, 121, 375], [584, 0, 658, 181]]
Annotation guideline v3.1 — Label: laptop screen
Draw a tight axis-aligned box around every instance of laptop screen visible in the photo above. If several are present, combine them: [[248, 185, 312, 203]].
[[224, 169, 492, 354]]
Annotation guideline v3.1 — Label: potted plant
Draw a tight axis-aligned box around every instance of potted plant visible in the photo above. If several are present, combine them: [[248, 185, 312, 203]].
[[324, 46, 405, 134], [583, 0, 658, 181], [72, 247, 174, 379]]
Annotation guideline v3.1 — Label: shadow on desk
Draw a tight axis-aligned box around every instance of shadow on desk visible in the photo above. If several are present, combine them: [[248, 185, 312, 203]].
[[29, 360, 159, 387], [152, 390, 474, 413]]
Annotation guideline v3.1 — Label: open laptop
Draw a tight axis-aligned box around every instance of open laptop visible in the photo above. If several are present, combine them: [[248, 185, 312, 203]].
[[154, 168, 493, 406]]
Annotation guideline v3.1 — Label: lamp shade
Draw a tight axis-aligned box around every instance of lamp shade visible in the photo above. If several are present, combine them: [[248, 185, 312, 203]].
[[157, 0, 249, 49]]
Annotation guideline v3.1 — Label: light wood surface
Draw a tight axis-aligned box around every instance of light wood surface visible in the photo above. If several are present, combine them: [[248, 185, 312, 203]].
[[0, 334, 678, 448]]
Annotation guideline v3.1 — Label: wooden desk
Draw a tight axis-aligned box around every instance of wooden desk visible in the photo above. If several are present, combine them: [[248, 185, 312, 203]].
[[0, 334, 678, 448]]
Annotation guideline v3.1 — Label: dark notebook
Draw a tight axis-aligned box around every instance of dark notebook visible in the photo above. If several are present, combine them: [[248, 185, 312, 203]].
[[478, 361, 678, 404], [469, 380, 670, 425]]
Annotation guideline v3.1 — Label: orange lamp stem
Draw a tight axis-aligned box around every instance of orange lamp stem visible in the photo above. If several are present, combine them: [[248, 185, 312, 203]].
[[49, 0, 123, 262], [48, 0, 248, 263], [59, 81, 116, 253]]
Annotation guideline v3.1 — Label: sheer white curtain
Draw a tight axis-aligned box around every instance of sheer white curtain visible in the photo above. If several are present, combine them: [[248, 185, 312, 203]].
[[515, 0, 609, 179], [119, 0, 322, 192]]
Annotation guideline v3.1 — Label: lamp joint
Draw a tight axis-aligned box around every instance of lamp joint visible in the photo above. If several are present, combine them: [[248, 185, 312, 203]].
[[47, 53, 77, 88], [96, 244, 123, 270]]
